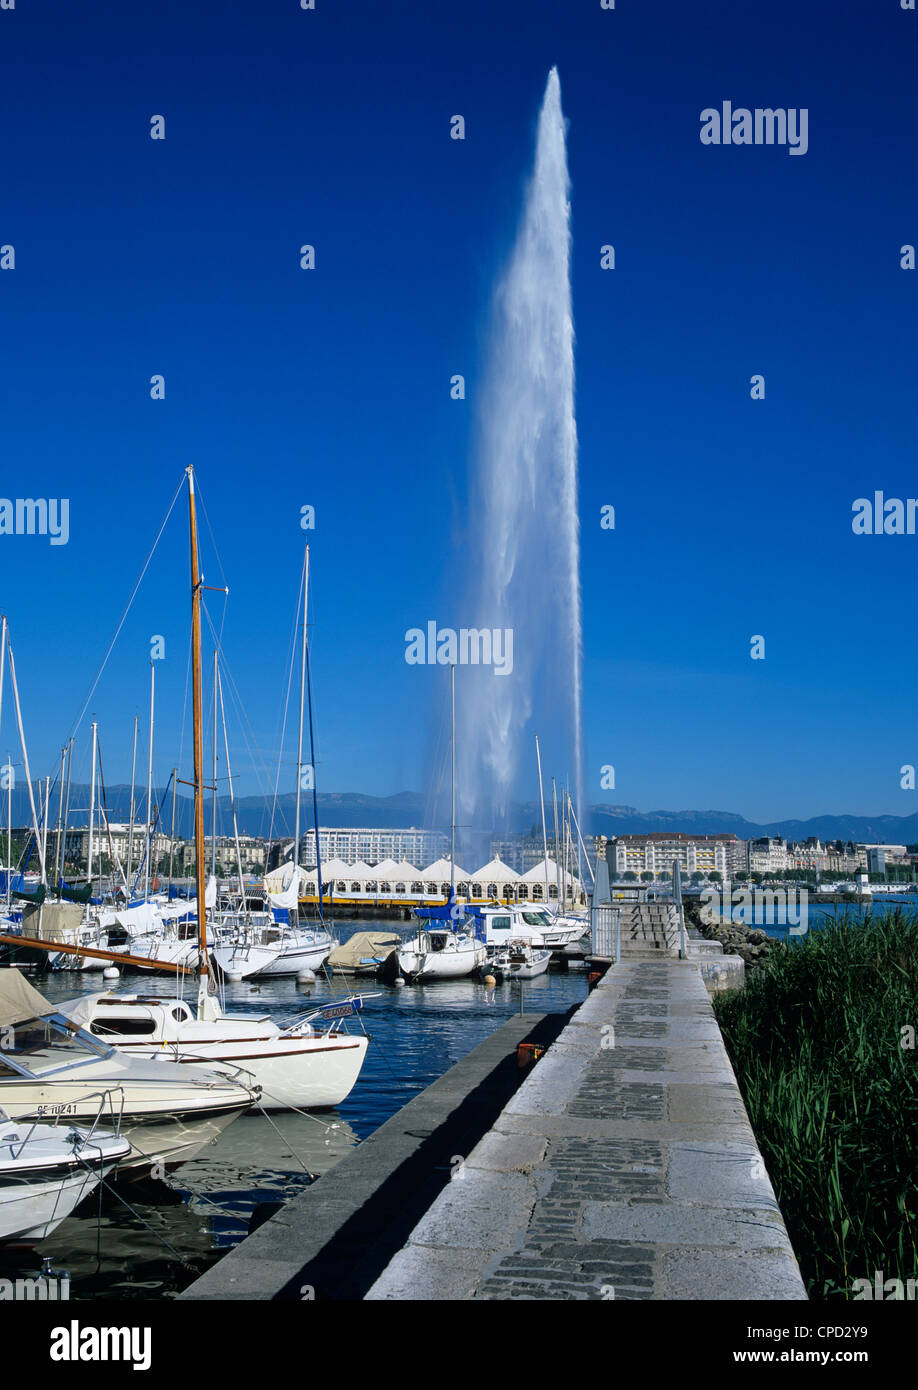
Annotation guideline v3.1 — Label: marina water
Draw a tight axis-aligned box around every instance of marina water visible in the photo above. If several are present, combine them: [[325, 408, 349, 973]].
[[0, 920, 586, 1300]]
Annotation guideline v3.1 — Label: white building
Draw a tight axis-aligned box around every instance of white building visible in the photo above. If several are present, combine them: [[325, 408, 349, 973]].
[[301, 827, 449, 868], [610, 834, 741, 880]]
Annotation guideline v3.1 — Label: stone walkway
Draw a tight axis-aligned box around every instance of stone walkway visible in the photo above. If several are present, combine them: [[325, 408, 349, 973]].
[[366, 960, 807, 1301]]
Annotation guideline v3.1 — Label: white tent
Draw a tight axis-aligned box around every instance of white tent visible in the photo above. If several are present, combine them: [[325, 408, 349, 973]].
[[519, 856, 583, 903], [308, 857, 351, 894], [419, 856, 468, 882], [469, 855, 520, 884], [521, 857, 561, 901], [468, 854, 521, 900]]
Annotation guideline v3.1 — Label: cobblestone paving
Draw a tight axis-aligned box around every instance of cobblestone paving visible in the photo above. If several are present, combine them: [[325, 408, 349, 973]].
[[476, 1115, 667, 1296], [368, 959, 807, 1302]]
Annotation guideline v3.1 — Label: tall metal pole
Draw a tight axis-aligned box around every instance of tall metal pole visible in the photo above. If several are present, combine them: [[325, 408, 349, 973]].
[[87, 721, 98, 885], [450, 663, 456, 905], [6, 751, 11, 912], [6, 628, 45, 885], [187, 468, 211, 1016], [535, 735, 550, 907], [54, 749, 65, 893], [126, 714, 138, 890], [0, 618, 5, 886], [167, 766, 178, 897], [41, 776, 50, 889], [211, 650, 218, 882], [0, 619, 6, 902], [218, 668, 247, 906], [551, 777, 561, 908], [144, 663, 155, 900], [59, 738, 73, 887], [294, 545, 309, 885]]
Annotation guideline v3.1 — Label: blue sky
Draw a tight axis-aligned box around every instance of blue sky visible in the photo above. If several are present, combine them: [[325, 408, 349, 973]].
[[0, 0, 916, 826]]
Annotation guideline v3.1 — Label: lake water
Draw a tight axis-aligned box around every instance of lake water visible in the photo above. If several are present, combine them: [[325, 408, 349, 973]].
[[0, 919, 587, 1299], [723, 893, 918, 938]]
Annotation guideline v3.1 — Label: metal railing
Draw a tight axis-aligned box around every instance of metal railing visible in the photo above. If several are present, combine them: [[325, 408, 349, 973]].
[[591, 906, 622, 963]]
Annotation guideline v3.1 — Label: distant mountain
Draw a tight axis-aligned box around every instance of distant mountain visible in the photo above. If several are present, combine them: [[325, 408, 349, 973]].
[[588, 804, 918, 845], [10, 783, 918, 846]]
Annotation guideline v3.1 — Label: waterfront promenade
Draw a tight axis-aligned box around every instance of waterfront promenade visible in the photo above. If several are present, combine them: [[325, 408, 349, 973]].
[[366, 958, 807, 1300]]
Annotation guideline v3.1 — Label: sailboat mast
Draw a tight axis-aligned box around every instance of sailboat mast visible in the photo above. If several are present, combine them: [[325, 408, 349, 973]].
[[305, 643, 324, 922], [218, 668, 247, 905], [167, 766, 178, 896], [87, 720, 98, 887], [6, 628, 45, 886], [211, 651, 218, 881], [41, 776, 50, 886], [535, 735, 549, 907], [126, 714, 138, 890], [450, 662, 456, 903], [187, 467, 210, 1008], [59, 738, 73, 888], [5, 750, 10, 913], [551, 777, 561, 908], [0, 619, 5, 899], [54, 748, 65, 892], [294, 545, 309, 884], [144, 663, 155, 900]]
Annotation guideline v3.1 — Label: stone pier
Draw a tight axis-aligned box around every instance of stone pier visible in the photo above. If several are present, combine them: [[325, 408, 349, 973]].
[[366, 958, 807, 1301]]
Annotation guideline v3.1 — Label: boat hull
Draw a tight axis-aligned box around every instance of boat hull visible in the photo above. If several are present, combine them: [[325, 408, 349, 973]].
[[111, 1033, 370, 1111]]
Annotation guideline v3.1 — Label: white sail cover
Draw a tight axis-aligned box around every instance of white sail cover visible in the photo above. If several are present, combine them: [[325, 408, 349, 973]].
[[205, 875, 217, 909], [111, 902, 162, 937], [267, 865, 303, 910]]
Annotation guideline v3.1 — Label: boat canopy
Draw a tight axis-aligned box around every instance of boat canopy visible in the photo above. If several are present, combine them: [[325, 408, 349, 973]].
[[0, 970, 54, 1028]]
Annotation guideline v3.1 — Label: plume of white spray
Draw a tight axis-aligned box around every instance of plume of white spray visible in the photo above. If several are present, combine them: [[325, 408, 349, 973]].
[[456, 66, 583, 838]]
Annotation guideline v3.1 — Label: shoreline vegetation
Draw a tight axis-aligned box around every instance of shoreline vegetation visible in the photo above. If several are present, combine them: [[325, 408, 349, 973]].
[[710, 909, 918, 1299]]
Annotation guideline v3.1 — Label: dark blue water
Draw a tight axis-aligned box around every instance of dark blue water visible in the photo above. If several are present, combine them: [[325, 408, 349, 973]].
[[0, 919, 586, 1298]]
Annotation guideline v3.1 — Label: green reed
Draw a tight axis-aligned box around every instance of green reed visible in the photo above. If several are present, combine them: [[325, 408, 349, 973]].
[[713, 909, 918, 1299]]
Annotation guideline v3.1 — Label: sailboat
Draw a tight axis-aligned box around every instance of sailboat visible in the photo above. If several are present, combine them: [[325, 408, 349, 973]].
[[213, 544, 334, 980], [59, 469, 369, 1111], [397, 665, 487, 983]]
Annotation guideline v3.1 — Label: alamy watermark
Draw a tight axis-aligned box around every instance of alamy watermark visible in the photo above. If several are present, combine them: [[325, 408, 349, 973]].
[[851, 1270, 918, 1300], [700, 881, 808, 932], [699, 103, 808, 156], [0, 497, 69, 545], [851, 493, 918, 535], [405, 622, 513, 676], [0, 1271, 69, 1300]]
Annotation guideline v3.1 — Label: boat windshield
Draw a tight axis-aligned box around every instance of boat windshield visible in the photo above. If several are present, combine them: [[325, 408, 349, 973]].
[[5, 1014, 112, 1075], [520, 911, 552, 926]]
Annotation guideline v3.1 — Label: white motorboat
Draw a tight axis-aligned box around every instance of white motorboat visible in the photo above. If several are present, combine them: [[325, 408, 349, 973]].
[[472, 904, 583, 949], [0, 971, 259, 1172], [487, 944, 552, 980], [0, 1107, 131, 1244]]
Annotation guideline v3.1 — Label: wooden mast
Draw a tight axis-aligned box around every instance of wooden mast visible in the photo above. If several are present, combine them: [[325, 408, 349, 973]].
[[187, 466, 211, 1017]]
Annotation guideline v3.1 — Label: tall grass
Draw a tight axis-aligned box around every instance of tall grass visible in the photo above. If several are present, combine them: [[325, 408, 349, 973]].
[[714, 909, 918, 1298]]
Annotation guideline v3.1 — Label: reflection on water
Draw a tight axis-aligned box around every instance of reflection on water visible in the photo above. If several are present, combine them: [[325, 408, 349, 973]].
[[5, 919, 586, 1299]]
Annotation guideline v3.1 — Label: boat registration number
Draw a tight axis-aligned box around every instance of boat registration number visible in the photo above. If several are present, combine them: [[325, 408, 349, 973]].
[[36, 1102, 78, 1116]]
